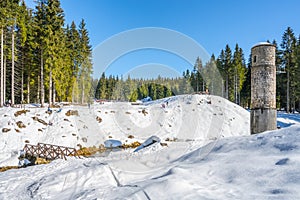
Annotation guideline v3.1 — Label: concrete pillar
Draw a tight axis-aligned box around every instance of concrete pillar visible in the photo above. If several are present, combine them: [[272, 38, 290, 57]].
[[251, 42, 276, 134]]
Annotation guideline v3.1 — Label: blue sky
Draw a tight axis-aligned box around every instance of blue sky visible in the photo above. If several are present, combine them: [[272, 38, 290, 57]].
[[24, 0, 300, 79]]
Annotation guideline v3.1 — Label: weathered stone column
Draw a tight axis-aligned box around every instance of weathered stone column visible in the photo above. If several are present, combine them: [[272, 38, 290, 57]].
[[251, 42, 276, 134]]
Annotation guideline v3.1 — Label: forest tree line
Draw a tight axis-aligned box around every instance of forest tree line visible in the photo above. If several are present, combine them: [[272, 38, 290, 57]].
[[94, 27, 300, 113], [0, 1, 299, 113], [0, 0, 92, 107]]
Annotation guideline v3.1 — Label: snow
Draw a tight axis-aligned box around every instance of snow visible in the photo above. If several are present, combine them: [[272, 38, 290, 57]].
[[0, 94, 300, 199], [252, 42, 273, 48]]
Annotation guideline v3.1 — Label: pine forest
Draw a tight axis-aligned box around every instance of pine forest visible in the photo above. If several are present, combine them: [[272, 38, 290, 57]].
[[1, 1, 300, 113]]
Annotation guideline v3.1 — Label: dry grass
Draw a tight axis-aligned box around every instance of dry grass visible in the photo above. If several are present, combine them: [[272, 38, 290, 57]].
[[0, 166, 19, 172], [76, 146, 105, 156], [35, 157, 51, 165], [122, 141, 141, 149]]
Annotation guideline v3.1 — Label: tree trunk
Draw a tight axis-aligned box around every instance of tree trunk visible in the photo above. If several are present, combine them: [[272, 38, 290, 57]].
[[21, 65, 24, 103], [3, 57, 6, 103], [11, 29, 15, 105], [40, 50, 44, 107], [53, 82, 56, 105], [49, 69, 52, 106], [37, 75, 40, 104], [81, 78, 85, 104], [0, 28, 3, 107], [27, 70, 30, 103], [225, 75, 229, 99], [287, 70, 290, 113]]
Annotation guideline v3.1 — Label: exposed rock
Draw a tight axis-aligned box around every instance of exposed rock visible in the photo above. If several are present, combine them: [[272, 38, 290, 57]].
[[77, 144, 82, 149], [128, 135, 134, 139], [16, 121, 26, 129], [160, 143, 168, 147], [96, 116, 102, 123], [65, 110, 79, 116], [31, 116, 48, 126], [82, 137, 87, 143], [141, 109, 148, 116], [14, 110, 30, 117], [37, 118, 48, 126], [2, 128, 11, 133], [165, 137, 177, 142]]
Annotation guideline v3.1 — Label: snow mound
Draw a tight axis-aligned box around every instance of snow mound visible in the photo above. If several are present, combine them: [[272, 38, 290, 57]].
[[0, 94, 250, 167]]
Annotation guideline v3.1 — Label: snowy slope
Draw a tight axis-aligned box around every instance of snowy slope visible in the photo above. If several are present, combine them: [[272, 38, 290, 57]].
[[0, 94, 250, 167], [0, 121, 299, 199], [6, 94, 300, 199]]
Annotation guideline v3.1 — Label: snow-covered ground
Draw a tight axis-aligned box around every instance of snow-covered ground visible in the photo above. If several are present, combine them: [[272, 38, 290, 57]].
[[0, 94, 299, 199]]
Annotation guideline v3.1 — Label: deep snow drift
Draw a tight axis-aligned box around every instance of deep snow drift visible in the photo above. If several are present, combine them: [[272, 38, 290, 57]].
[[0, 94, 299, 199]]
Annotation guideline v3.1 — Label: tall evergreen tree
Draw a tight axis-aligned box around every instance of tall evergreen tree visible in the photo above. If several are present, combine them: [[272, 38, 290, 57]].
[[78, 19, 92, 104], [280, 27, 297, 112], [232, 44, 246, 104]]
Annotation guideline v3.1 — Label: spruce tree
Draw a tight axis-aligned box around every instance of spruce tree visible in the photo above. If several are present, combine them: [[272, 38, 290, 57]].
[[78, 19, 92, 104], [280, 27, 296, 112]]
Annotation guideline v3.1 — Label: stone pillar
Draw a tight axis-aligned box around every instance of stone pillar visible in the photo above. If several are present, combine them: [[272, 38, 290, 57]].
[[251, 42, 276, 134]]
